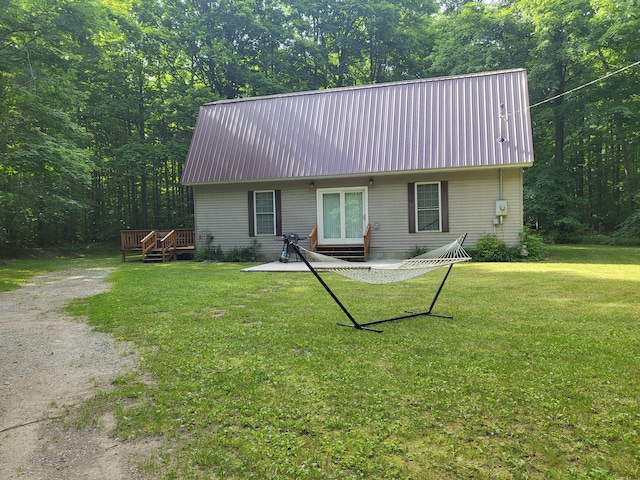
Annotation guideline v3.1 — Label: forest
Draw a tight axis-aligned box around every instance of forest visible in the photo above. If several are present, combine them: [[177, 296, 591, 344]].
[[1, 0, 639, 248]]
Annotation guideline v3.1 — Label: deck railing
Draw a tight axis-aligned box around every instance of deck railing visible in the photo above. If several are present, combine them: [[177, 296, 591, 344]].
[[175, 228, 195, 248], [141, 230, 157, 257], [121, 229, 152, 251]]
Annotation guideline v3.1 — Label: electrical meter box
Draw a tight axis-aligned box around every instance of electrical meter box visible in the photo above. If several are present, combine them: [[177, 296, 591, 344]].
[[495, 200, 508, 216]]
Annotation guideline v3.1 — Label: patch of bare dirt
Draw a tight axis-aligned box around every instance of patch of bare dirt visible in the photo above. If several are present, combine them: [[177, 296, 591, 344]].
[[0, 268, 156, 479]]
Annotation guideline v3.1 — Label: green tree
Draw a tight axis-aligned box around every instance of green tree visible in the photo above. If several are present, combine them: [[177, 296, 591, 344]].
[[288, 0, 437, 87], [428, 2, 532, 76], [80, 0, 199, 238], [517, 0, 595, 167], [523, 164, 586, 242], [0, 0, 104, 246], [519, 0, 640, 235]]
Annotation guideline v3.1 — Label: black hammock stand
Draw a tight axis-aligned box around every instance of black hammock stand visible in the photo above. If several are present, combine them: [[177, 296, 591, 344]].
[[278, 233, 467, 333]]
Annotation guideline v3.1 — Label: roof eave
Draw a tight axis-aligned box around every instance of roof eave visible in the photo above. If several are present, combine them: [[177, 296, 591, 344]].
[[182, 162, 534, 186]]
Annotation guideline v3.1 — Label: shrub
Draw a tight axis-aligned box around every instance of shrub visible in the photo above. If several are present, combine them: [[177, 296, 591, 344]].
[[225, 239, 263, 262], [222, 247, 249, 262], [519, 228, 546, 260], [471, 233, 520, 262], [196, 245, 224, 262], [612, 194, 640, 245], [247, 238, 264, 262], [407, 245, 429, 257], [197, 238, 264, 262]]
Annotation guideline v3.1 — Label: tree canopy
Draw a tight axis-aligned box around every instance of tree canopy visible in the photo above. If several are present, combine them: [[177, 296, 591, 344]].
[[1, 0, 638, 247]]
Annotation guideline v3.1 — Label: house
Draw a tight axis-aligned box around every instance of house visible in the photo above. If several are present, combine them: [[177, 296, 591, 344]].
[[181, 69, 534, 260]]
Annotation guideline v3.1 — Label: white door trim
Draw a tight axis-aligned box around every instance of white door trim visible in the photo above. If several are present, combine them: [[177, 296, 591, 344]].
[[316, 187, 368, 245]]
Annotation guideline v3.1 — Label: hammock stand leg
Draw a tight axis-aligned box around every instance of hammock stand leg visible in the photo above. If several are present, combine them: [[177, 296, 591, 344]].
[[356, 233, 468, 328], [355, 263, 455, 329], [290, 242, 456, 332], [289, 243, 383, 333]]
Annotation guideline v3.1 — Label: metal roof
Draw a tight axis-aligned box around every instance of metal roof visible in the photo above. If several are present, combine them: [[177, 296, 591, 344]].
[[181, 69, 534, 185]]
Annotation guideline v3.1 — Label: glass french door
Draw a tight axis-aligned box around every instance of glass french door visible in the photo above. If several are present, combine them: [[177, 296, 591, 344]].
[[317, 188, 368, 244]]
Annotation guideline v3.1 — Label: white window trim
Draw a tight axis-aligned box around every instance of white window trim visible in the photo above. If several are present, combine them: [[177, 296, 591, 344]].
[[253, 190, 276, 236], [415, 181, 442, 233], [316, 187, 369, 244]]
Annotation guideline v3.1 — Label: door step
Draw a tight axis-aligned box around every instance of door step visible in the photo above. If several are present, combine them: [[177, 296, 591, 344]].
[[315, 245, 366, 262]]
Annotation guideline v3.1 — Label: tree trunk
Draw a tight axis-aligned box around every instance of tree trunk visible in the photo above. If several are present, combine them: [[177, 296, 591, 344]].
[[553, 59, 565, 167]]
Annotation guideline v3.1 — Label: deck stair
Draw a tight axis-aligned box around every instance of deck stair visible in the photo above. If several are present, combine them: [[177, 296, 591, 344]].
[[121, 228, 195, 262], [143, 249, 171, 262], [143, 236, 171, 262], [314, 245, 367, 262], [308, 224, 370, 262]]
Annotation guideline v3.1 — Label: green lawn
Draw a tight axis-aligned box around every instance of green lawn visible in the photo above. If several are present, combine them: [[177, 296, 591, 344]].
[[5, 246, 640, 479]]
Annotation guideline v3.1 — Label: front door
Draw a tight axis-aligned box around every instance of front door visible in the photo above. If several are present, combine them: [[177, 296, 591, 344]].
[[317, 188, 368, 244]]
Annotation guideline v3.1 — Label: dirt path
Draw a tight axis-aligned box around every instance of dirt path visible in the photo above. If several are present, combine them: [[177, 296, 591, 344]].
[[0, 268, 154, 479]]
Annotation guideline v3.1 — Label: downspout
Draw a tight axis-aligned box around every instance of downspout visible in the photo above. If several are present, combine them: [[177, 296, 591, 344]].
[[498, 103, 506, 227], [495, 103, 507, 232], [499, 168, 504, 225]]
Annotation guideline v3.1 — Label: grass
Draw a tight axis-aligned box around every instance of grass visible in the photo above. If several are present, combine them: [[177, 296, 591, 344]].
[[0, 244, 119, 292], [4, 245, 639, 479]]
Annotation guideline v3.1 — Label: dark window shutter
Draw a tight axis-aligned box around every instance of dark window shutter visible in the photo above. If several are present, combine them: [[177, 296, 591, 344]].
[[275, 190, 282, 236], [408, 183, 416, 233], [248, 191, 255, 237], [440, 181, 449, 232]]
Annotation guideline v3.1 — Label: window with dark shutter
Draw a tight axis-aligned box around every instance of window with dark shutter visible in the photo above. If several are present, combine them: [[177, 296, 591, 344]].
[[249, 190, 281, 236], [409, 181, 448, 233]]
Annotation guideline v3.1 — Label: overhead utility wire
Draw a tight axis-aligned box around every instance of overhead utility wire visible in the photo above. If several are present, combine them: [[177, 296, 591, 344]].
[[528, 59, 640, 109]]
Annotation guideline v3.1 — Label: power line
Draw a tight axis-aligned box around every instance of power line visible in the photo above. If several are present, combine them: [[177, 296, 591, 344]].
[[529, 59, 640, 109]]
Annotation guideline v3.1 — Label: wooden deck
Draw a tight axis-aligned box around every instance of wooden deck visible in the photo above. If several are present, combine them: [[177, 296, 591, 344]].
[[120, 229, 196, 262]]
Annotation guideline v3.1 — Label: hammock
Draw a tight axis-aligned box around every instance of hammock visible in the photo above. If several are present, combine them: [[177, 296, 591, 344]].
[[297, 234, 471, 285], [282, 233, 471, 332]]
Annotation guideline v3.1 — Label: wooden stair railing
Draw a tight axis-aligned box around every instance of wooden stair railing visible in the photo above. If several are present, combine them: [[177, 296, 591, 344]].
[[160, 230, 176, 262], [308, 224, 370, 261], [363, 223, 370, 262], [309, 225, 318, 251], [141, 230, 157, 260]]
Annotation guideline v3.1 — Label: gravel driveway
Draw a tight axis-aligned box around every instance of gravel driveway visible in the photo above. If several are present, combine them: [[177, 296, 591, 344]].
[[0, 268, 154, 479]]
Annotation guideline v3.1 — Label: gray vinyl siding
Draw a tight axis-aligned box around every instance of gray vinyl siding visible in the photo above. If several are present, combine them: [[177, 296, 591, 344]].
[[194, 180, 318, 259], [365, 168, 523, 258], [193, 186, 248, 251], [194, 167, 524, 260]]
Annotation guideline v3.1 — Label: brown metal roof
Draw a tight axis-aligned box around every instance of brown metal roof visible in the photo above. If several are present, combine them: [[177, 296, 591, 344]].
[[181, 69, 534, 185]]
